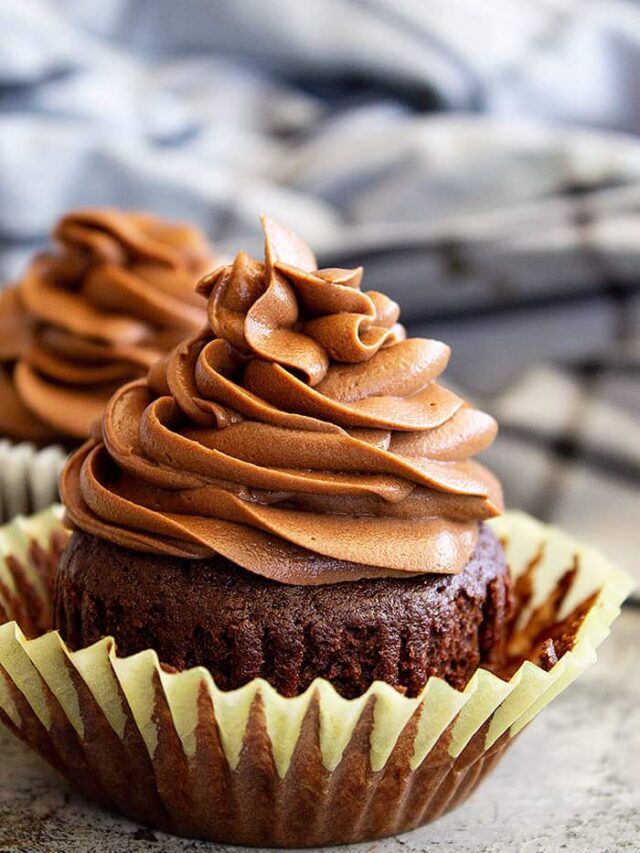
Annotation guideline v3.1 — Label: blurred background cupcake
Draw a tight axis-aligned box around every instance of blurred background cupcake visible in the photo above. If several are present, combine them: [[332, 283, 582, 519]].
[[0, 208, 213, 520]]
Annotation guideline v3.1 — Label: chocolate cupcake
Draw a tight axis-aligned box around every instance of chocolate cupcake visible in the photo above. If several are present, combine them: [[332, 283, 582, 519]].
[[58, 215, 507, 698], [0, 217, 631, 847], [0, 208, 213, 519]]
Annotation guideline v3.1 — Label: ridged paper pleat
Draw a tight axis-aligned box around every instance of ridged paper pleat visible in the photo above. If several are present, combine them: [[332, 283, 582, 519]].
[[0, 441, 66, 523]]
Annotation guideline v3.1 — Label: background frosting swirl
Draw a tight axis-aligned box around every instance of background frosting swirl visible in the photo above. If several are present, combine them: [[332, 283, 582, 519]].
[[62, 216, 503, 584], [0, 209, 212, 445]]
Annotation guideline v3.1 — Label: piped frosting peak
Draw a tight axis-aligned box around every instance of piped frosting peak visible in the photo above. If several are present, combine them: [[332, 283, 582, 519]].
[[62, 217, 503, 584]]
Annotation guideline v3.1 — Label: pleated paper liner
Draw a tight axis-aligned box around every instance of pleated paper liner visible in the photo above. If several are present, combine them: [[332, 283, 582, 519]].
[[0, 440, 66, 523], [0, 508, 632, 847]]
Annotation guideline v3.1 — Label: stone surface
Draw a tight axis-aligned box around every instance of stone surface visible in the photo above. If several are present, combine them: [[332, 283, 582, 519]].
[[0, 609, 638, 853]]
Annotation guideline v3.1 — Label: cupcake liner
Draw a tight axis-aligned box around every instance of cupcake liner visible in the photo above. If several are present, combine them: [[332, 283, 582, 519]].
[[0, 507, 632, 847], [0, 440, 66, 523]]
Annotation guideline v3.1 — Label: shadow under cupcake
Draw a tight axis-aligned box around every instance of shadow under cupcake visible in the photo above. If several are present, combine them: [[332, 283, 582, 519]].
[[0, 217, 632, 847]]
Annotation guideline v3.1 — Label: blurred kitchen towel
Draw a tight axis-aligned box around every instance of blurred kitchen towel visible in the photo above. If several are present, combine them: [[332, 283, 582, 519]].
[[0, 0, 639, 586]]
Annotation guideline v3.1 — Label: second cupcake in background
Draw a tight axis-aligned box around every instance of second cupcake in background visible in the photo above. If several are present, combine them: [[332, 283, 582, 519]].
[[0, 208, 213, 519]]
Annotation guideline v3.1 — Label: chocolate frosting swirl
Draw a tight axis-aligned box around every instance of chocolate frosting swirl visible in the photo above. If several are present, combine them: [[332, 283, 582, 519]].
[[61, 217, 503, 584], [0, 209, 213, 446]]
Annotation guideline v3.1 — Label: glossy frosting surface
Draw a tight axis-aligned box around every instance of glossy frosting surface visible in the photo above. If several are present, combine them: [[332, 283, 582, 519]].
[[0, 209, 212, 444], [62, 217, 503, 583]]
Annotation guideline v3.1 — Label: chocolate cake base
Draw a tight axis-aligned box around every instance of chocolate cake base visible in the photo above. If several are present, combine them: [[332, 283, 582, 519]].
[[53, 525, 511, 698]]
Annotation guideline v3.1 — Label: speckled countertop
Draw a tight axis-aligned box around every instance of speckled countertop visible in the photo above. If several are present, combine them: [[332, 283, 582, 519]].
[[1, 608, 638, 853]]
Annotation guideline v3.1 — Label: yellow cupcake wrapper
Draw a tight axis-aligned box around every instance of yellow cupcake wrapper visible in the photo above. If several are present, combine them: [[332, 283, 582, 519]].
[[0, 506, 633, 847]]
